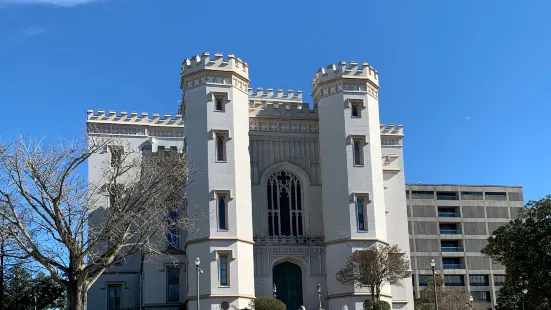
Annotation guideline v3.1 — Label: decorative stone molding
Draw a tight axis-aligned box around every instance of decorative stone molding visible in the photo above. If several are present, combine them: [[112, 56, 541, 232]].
[[88, 125, 146, 136], [182, 74, 249, 94], [315, 82, 378, 103], [248, 88, 303, 102], [381, 138, 402, 146], [87, 110, 183, 126], [249, 121, 318, 133], [249, 135, 321, 185], [312, 60, 379, 92], [253, 235, 325, 246], [253, 245, 326, 276], [150, 128, 185, 138]]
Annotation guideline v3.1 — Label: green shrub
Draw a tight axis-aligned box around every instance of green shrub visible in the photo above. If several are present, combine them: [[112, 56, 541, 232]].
[[363, 300, 391, 310], [249, 297, 286, 310]]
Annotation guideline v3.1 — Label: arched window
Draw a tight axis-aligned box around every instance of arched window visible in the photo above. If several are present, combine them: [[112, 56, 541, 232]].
[[267, 171, 303, 236]]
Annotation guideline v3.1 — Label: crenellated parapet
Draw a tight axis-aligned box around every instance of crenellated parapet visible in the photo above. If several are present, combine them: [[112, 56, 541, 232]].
[[379, 123, 404, 136], [380, 124, 404, 147], [248, 87, 317, 119], [86, 110, 184, 137], [311, 61, 379, 94], [248, 88, 303, 102], [180, 52, 249, 94], [180, 52, 248, 80]]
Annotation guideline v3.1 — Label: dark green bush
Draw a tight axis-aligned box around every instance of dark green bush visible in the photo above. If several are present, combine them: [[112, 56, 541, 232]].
[[249, 297, 286, 310], [363, 300, 391, 310]]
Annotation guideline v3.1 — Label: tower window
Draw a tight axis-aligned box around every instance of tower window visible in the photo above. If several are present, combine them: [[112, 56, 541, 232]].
[[215, 133, 227, 162], [352, 137, 365, 166], [109, 145, 124, 168], [215, 96, 225, 112], [166, 266, 180, 302], [167, 209, 179, 250], [219, 254, 229, 286], [107, 284, 122, 310], [218, 194, 228, 230], [355, 194, 369, 231], [351, 103, 360, 117]]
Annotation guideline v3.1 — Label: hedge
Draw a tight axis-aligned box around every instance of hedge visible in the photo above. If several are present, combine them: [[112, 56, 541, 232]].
[[363, 300, 391, 310], [247, 297, 286, 310]]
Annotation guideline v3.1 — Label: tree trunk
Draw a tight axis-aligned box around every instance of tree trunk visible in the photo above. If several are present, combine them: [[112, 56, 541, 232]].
[[67, 279, 87, 310], [0, 234, 4, 310]]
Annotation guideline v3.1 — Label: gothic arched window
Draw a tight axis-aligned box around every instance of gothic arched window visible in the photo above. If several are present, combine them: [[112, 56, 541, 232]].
[[267, 171, 303, 236]]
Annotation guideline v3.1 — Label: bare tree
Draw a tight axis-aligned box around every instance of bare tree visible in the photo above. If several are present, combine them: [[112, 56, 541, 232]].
[[336, 244, 412, 302], [0, 134, 194, 310], [414, 274, 471, 310]]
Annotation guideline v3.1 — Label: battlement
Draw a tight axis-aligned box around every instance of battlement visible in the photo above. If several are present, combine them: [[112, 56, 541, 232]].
[[181, 52, 248, 80], [248, 88, 303, 102], [86, 110, 184, 127], [311, 60, 379, 93], [379, 123, 404, 136]]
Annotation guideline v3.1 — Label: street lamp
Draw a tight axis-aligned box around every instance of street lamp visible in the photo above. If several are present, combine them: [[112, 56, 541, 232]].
[[430, 259, 439, 310], [317, 284, 323, 310], [522, 289, 528, 310], [469, 295, 473, 309], [273, 284, 277, 299], [195, 257, 203, 310]]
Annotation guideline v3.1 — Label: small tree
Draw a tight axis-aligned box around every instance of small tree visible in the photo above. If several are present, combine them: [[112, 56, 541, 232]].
[[414, 275, 470, 310], [336, 244, 411, 303], [3, 265, 65, 310], [0, 134, 194, 310], [248, 297, 286, 310]]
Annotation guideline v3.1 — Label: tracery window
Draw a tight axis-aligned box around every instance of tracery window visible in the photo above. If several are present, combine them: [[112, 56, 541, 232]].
[[267, 171, 303, 236]]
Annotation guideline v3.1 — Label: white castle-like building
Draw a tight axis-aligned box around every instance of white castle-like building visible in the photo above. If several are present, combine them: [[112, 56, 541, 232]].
[[87, 52, 413, 310]]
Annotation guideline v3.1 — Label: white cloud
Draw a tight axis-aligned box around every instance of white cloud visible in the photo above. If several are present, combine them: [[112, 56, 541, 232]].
[[0, 0, 106, 7], [23, 27, 47, 37]]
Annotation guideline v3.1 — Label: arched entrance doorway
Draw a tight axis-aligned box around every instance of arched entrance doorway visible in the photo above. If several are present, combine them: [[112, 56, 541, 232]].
[[273, 262, 303, 309]]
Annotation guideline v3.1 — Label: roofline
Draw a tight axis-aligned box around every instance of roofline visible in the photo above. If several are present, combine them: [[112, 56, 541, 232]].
[[406, 183, 523, 188]]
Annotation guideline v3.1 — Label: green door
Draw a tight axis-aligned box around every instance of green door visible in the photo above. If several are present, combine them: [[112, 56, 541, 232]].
[[273, 262, 303, 310]]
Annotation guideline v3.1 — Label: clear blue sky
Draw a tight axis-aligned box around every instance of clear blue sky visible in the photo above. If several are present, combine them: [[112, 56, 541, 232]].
[[0, 0, 549, 202]]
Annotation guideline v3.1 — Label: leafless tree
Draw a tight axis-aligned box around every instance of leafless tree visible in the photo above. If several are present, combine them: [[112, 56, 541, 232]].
[[336, 244, 412, 302], [0, 133, 194, 310]]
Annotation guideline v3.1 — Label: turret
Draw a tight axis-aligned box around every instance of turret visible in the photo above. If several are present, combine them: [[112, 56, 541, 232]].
[[180, 52, 255, 310]]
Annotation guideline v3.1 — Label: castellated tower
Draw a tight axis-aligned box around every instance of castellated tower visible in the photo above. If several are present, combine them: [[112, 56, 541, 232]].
[[180, 53, 255, 309], [313, 62, 393, 309]]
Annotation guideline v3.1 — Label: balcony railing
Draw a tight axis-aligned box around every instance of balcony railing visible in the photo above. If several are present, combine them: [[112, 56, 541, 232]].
[[437, 195, 459, 201], [440, 229, 462, 234], [443, 263, 465, 269], [438, 212, 461, 217], [441, 246, 464, 252]]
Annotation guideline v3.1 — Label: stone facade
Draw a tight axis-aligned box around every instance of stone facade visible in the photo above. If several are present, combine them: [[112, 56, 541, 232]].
[[87, 52, 413, 310]]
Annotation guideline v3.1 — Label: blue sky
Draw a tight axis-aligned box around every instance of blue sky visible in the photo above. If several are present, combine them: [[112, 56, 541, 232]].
[[0, 0, 549, 202]]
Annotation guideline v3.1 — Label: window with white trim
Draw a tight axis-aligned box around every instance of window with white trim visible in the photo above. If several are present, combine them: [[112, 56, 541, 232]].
[[217, 193, 228, 230], [351, 102, 361, 117], [109, 145, 124, 168], [166, 266, 180, 302], [219, 253, 229, 286], [352, 137, 365, 166], [215, 133, 227, 162], [214, 95, 225, 112], [355, 193, 369, 231], [107, 284, 122, 310], [167, 209, 179, 250]]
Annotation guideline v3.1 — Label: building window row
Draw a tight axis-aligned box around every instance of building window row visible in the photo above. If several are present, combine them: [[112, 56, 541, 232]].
[[414, 274, 506, 288], [408, 190, 510, 201]]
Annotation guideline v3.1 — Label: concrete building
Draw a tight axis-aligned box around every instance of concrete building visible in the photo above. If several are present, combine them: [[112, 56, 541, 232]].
[[407, 184, 524, 308], [86, 53, 413, 310]]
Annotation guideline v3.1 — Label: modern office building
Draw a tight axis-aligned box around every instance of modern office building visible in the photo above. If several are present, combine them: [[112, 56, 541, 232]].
[[407, 184, 524, 308]]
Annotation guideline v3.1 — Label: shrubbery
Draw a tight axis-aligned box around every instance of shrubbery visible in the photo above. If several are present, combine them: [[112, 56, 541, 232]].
[[363, 300, 391, 310], [247, 297, 286, 310]]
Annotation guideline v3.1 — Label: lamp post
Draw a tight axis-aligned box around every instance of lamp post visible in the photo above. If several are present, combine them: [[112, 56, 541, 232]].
[[273, 284, 277, 299], [469, 295, 473, 309], [522, 289, 528, 310], [430, 259, 439, 310], [317, 284, 322, 310], [195, 257, 203, 310]]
